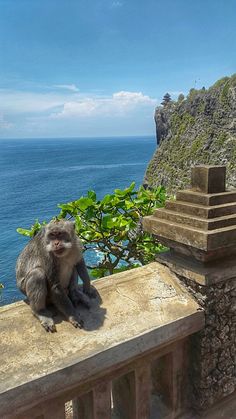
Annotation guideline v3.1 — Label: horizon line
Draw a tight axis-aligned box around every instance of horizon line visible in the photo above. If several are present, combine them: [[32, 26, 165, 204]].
[[0, 134, 156, 141]]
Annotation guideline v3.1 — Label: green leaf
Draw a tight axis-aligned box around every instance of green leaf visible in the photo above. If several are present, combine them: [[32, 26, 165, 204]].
[[101, 194, 113, 205], [90, 268, 108, 279], [102, 215, 118, 229], [117, 217, 130, 227], [75, 216, 83, 231], [85, 207, 97, 219], [114, 188, 125, 196], [16, 228, 34, 237], [87, 190, 97, 201], [76, 197, 94, 211], [126, 181, 136, 193]]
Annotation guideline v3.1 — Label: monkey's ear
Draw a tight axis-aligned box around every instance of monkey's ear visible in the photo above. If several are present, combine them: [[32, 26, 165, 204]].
[[71, 221, 76, 229]]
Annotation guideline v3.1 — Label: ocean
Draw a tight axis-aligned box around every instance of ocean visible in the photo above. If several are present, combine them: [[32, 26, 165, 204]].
[[0, 136, 156, 306]]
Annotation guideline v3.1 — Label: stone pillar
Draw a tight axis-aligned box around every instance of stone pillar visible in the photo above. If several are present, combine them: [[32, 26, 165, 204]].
[[143, 165, 236, 411]]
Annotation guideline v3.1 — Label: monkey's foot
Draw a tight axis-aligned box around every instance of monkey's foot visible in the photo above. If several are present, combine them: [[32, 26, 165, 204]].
[[69, 316, 84, 329], [34, 310, 56, 332], [41, 320, 57, 333]]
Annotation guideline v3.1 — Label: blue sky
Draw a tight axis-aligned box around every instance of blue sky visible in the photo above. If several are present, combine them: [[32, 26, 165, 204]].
[[0, 0, 235, 138]]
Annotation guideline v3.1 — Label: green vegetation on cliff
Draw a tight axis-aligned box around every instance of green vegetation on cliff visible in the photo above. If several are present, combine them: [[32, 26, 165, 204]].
[[145, 74, 236, 192]]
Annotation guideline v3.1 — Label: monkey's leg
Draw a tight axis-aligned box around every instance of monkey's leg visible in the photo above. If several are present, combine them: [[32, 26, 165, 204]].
[[76, 258, 96, 298], [69, 270, 91, 309], [26, 269, 56, 333], [50, 284, 84, 328]]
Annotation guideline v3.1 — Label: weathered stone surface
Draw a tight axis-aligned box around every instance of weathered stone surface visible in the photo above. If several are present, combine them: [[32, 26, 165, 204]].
[[154, 208, 236, 230], [177, 189, 236, 206], [165, 200, 236, 219], [156, 251, 236, 285], [180, 274, 236, 410], [143, 215, 236, 252], [144, 215, 208, 250], [0, 263, 203, 418], [191, 165, 226, 194]]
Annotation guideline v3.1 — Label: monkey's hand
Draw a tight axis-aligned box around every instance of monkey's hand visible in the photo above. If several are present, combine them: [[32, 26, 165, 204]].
[[83, 284, 97, 299], [70, 288, 91, 309], [69, 315, 84, 329], [76, 259, 97, 299]]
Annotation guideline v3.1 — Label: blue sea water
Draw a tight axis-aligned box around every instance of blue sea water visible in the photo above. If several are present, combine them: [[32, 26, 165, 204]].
[[0, 136, 156, 306]]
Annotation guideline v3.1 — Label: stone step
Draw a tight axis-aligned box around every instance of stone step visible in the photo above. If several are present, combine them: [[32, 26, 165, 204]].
[[165, 200, 236, 219], [143, 215, 236, 251], [155, 251, 236, 285], [176, 189, 236, 206], [154, 208, 236, 231]]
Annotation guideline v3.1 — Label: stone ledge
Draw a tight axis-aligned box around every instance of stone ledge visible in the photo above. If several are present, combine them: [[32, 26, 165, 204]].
[[0, 263, 204, 417], [166, 200, 236, 219], [156, 252, 236, 285], [143, 215, 236, 251], [177, 190, 236, 206], [154, 208, 236, 230]]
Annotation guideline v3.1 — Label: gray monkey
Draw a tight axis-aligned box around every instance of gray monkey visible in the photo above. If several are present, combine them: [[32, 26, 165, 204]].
[[16, 219, 95, 332]]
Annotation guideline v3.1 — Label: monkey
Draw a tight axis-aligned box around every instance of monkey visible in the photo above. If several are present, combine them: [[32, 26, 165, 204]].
[[16, 219, 96, 333]]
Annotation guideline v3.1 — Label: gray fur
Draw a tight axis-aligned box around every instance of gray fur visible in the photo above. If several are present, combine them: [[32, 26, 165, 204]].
[[16, 219, 93, 332]]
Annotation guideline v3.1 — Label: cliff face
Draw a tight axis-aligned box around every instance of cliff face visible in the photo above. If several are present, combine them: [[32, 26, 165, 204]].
[[145, 75, 236, 192]]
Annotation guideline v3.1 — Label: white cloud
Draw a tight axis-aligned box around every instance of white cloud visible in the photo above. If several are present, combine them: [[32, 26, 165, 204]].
[[0, 88, 155, 118], [50, 91, 156, 119], [0, 87, 157, 137], [111, 1, 123, 8], [54, 84, 79, 92], [51, 98, 97, 119], [0, 90, 67, 114], [113, 91, 156, 104]]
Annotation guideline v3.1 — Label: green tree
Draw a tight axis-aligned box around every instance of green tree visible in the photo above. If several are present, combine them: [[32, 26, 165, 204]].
[[17, 183, 167, 278], [177, 93, 185, 102]]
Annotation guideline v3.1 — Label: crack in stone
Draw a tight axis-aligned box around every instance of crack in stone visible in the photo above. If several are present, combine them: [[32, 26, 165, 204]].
[[115, 287, 140, 306]]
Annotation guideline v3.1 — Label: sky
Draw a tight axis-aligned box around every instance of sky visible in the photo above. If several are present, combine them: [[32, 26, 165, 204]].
[[0, 0, 235, 139]]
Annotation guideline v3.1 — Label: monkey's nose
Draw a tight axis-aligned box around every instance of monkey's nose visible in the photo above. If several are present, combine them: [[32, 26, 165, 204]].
[[55, 241, 60, 247]]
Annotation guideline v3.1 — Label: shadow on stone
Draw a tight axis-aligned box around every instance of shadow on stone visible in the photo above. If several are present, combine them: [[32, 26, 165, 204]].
[[23, 287, 106, 332]]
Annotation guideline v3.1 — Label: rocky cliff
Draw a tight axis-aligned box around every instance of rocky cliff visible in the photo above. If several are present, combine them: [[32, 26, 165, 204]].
[[144, 74, 236, 192]]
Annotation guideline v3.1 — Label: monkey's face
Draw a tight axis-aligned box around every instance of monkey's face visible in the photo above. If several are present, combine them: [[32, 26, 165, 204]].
[[45, 228, 73, 258]]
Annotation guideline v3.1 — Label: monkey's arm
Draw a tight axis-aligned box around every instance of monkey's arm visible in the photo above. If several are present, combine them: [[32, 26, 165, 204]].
[[50, 283, 83, 328], [75, 258, 96, 297], [68, 269, 91, 308], [25, 268, 56, 333]]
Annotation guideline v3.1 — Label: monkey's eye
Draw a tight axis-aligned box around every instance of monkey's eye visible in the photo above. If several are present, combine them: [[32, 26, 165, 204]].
[[51, 231, 67, 240], [63, 234, 70, 242], [49, 232, 58, 240]]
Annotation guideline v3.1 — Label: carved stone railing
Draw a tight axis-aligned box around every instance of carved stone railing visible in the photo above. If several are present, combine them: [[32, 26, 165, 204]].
[[0, 263, 204, 419]]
